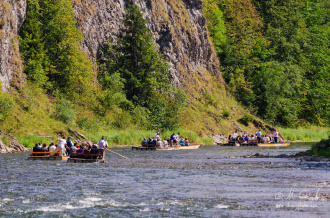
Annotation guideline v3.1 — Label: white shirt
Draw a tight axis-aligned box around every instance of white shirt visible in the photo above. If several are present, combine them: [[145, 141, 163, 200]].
[[256, 131, 262, 137], [58, 139, 66, 149], [163, 140, 168, 148], [156, 140, 163, 147], [233, 133, 238, 138], [273, 131, 278, 137], [49, 145, 56, 152], [153, 134, 160, 141], [98, 140, 108, 149]]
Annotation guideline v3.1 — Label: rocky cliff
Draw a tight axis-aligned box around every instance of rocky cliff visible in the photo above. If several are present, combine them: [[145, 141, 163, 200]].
[[73, 0, 220, 86], [0, 0, 26, 91], [0, 0, 220, 91]]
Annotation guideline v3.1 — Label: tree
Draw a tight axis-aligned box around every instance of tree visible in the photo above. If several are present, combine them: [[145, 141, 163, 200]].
[[19, 0, 97, 102], [19, 0, 49, 87], [100, 2, 185, 129]]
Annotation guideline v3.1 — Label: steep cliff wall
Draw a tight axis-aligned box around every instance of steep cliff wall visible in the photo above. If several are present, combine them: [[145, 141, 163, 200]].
[[0, 0, 26, 91], [72, 0, 220, 87], [0, 0, 220, 91]]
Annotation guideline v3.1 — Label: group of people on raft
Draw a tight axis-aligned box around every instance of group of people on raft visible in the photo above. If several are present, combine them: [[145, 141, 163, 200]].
[[141, 132, 190, 148], [31, 136, 109, 159], [229, 129, 280, 144]]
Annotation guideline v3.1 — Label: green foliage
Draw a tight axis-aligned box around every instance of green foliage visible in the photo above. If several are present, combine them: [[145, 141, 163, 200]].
[[54, 99, 76, 124], [19, 0, 96, 101], [223, 109, 230, 118], [278, 126, 329, 141], [239, 114, 254, 126], [19, 0, 48, 87], [310, 139, 330, 157], [0, 91, 14, 122], [205, 0, 329, 126], [99, 2, 186, 130], [16, 134, 57, 148], [203, 0, 226, 53]]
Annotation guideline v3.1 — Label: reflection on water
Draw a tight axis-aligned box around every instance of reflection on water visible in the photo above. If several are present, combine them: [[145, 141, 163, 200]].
[[0, 143, 329, 217]]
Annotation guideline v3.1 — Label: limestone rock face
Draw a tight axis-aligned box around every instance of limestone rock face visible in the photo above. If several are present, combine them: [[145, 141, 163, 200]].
[[72, 0, 220, 86], [0, 0, 26, 91], [0, 0, 219, 90], [0, 132, 28, 153]]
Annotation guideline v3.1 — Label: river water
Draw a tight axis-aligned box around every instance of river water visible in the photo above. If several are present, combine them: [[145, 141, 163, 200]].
[[0, 143, 329, 217]]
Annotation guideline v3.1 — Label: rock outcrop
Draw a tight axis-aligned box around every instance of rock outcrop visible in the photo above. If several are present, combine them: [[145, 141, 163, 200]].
[[0, 0, 26, 91], [72, 0, 220, 87], [0, 132, 28, 153], [1, 0, 220, 89]]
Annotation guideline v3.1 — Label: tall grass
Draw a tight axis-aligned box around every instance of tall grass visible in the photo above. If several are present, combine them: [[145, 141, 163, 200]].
[[278, 126, 329, 141], [16, 134, 57, 148]]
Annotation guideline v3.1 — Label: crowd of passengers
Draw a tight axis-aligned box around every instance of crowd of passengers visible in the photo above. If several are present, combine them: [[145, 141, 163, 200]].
[[31, 136, 109, 159], [141, 132, 191, 148], [229, 129, 281, 144]]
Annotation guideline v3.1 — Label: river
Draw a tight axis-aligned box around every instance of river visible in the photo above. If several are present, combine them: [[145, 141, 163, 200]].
[[0, 143, 329, 217]]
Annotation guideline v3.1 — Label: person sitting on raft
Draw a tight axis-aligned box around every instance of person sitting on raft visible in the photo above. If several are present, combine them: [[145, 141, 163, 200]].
[[184, 137, 189, 146], [156, 138, 163, 148], [163, 137, 168, 148], [244, 135, 249, 143], [147, 137, 154, 147], [142, 138, 148, 147], [262, 135, 268, 143], [238, 135, 243, 142], [41, 144, 48, 152], [179, 137, 185, 146], [90, 144, 98, 159], [33, 143, 40, 153], [48, 142, 56, 153]]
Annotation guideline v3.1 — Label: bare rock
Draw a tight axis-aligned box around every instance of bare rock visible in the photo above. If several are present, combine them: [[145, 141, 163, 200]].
[[206, 133, 226, 144], [0, 132, 28, 153], [0, 0, 26, 91]]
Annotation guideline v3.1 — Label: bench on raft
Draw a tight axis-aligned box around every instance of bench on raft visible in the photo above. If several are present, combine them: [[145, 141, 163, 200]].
[[69, 153, 99, 159], [228, 140, 271, 144], [27, 152, 68, 160], [30, 152, 59, 156], [68, 152, 105, 163]]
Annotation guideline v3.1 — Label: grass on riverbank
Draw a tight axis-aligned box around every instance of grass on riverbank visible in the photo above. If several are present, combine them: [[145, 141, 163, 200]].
[[308, 138, 330, 157], [278, 126, 329, 141], [16, 127, 215, 148]]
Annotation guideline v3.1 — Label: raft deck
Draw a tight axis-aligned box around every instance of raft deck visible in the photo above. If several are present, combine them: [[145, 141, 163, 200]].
[[67, 152, 105, 163], [27, 152, 69, 161], [132, 144, 200, 150], [219, 142, 290, 147]]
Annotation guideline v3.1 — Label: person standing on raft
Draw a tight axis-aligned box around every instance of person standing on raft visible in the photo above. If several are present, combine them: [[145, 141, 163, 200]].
[[97, 136, 108, 158]]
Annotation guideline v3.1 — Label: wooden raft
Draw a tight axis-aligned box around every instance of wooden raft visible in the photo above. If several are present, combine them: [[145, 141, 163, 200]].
[[27, 152, 69, 161], [219, 142, 290, 147], [132, 144, 200, 150], [67, 152, 104, 163]]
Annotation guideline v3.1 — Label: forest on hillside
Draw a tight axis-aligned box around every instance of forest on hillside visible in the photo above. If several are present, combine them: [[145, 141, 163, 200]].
[[204, 0, 329, 126], [0, 0, 329, 144]]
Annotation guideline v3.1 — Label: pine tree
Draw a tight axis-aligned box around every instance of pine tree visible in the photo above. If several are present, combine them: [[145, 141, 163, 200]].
[[101, 2, 170, 107], [19, 0, 48, 87]]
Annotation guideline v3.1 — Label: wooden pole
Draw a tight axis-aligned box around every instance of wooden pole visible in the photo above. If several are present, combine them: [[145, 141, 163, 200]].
[[106, 149, 130, 160]]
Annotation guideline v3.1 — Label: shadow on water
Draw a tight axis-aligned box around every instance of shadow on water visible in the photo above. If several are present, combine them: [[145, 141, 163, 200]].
[[0, 142, 329, 217]]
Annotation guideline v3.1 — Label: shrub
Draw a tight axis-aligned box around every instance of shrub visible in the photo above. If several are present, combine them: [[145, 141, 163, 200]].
[[0, 92, 15, 122], [223, 109, 230, 118], [54, 99, 76, 123]]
